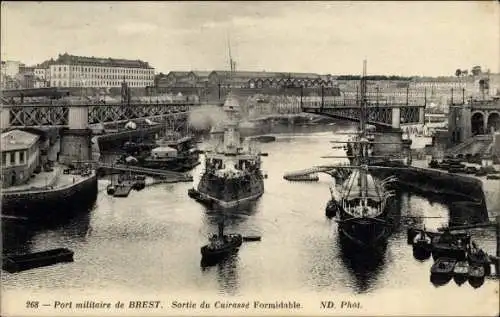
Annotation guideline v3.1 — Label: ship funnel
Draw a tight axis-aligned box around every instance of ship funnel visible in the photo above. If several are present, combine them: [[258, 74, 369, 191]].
[[223, 92, 241, 113]]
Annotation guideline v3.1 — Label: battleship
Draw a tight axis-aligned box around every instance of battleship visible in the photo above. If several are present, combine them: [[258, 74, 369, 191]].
[[189, 93, 265, 208]]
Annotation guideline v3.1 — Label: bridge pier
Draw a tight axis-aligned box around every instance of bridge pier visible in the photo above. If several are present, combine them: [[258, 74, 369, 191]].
[[59, 105, 92, 165], [419, 107, 425, 125], [1, 107, 9, 131], [391, 107, 401, 129]]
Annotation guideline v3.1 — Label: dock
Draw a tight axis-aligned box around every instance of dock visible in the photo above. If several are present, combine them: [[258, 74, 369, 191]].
[[74, 160, 194, 183]]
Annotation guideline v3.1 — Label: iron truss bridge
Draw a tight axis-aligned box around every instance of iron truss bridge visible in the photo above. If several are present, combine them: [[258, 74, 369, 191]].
[[4, 102, 198, 128], [301, 99, 424, 128]]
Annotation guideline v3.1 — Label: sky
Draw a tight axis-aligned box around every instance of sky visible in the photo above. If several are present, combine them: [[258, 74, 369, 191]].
[[1, 1, 499, 76]]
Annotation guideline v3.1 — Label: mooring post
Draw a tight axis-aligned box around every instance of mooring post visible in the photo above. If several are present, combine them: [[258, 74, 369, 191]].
[[496, 215, 499, 258]]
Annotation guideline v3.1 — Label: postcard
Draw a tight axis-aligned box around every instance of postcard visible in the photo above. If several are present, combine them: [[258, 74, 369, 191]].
[[1, 1, 499, 316]]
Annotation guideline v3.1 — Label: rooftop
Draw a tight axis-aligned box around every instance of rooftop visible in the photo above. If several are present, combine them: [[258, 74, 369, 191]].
[[211, 70, 323, 79], [38, 53, 154, 69], [1, 129, 39, 152]]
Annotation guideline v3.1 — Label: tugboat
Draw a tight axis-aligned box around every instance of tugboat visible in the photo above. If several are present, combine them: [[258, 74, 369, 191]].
[[201, 220, 243, 266], [190, 93, 265, 208]]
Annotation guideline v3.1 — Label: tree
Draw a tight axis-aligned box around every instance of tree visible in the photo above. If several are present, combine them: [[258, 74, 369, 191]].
[[455, 69, 462, 77], [471, 66, 482, 76]]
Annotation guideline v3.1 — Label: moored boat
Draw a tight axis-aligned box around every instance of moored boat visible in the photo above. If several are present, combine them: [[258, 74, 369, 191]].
[[430, 257, 456, 287], [412, 230, 432, 260], [326, 62, 398, 247], [468, 264, 486, 288], [431, 257, 457, 276], [252, 135, 276, 143], [131, 175, 146, 191], [467, 244, 491, 275], [454, 260, 469, 276], [453, 260, 469, 285], [431, 230, 469, 261], [106, 184, 116, 195], [2, 248, 74, 273], [283, 173, 319, 182], [486, 174, 500, 180]]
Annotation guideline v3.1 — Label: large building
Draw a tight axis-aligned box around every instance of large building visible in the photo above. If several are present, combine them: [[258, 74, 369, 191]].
[[34, 53, 155, 88], [1, 60, 21, 77], [1, 130, 40, 188], [1, 60, 22, 89], [156, 70, 335, 89]]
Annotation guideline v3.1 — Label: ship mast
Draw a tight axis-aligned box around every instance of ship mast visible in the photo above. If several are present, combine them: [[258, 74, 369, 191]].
[[359, 60, 369, 213], [222, 34, 241, 154]]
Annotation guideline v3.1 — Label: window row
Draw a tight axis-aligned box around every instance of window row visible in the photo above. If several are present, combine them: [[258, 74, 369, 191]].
[[50, 80, 152, 87], [2, 150, 26, 167], [51, 73, 154, 80], [52, 66, 153, 74]]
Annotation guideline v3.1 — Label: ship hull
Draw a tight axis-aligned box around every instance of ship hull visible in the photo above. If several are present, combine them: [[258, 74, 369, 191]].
[[1, 172, 98, 222], [195, 172, 264, 209], [337, 209, 390, 247], [196, 189, 263, 208]]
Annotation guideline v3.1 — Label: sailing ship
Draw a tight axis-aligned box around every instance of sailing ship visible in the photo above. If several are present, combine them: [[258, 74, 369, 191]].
[[189, 41, 265, 209], [325, 61, 399, 247]]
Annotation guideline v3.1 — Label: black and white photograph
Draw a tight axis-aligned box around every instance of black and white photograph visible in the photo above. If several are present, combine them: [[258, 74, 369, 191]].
[[1, 1, 499, 316]]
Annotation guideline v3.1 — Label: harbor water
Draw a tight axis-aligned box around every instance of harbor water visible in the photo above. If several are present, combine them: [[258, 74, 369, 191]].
[[2, 124, 499, 315]]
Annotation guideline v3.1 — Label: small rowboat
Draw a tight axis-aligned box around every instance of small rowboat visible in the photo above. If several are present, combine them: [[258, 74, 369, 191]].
[[454, 261, 469, 276], [468, 264, 486, 288], [413, 231, 432, 250], [412, 231, 432, 260], [468, 265, 485, 279], [431, 257, 456, 276]]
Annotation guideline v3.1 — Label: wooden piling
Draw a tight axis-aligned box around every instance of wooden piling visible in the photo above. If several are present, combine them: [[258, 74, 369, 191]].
[[496, 215, 499, 274]]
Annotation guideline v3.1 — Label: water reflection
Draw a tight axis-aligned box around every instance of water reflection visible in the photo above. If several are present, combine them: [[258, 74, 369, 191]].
[[201, 253, 240, 295], [56, 211, 92, 242], [2, 219, 36, 255], [338, 232, 387, 293], [203, 203, 260, 236], [2, 198, 95, 255]]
